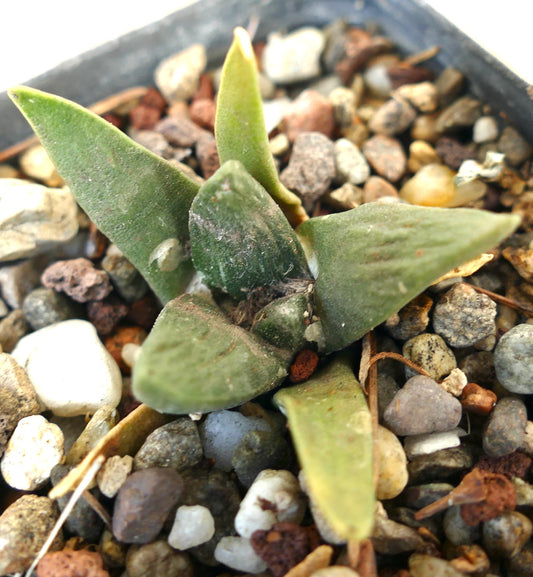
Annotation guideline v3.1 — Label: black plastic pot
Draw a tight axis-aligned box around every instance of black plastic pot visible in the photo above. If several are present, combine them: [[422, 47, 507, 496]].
[[1, 0, 532, 151]]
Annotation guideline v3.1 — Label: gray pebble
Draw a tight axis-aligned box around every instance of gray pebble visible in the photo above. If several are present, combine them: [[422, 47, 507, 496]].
[[333, 137, 370, 185], [101, 246, 149, 302], [113, 467, 184, 544], [377, 373, 400, 421], [403, 333, 457, 381], [443, 505, 480, 545], [154, 115, 205, 148], [383, 375, 462, 436], [22, 286, 82, 330], [134, 418, 203, 472], [459, 351, 496, 388], [473, 116, 499, 143], [126, 540, 194, 577], [482, 511, 532, 559], [232, 429, 292, 488], [280, 132, 335, 211], [494, 324, 533, 394], [372, 504, 424, 555], [130, 129, 172, 158], [368, 96, 417, 136], [434, 96, 482, 133], [432, 283, 497, 348], [384, 293, 432, 341], [498, 126, 532, 166], [0, 257, 44, 309], [407, 444, 474, 485], [155, 44, 206, 103], [0, 309, 30, 353], [403, 482, 454, 509], [483, 396, 527, 457], [435, 67, 465, 108], [409, 552, 465, 577]]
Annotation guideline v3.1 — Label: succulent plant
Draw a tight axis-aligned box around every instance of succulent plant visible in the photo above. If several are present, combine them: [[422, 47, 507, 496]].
[[9, 27, 520, 541]]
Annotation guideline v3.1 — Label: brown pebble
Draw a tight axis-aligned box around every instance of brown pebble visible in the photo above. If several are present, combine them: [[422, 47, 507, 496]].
[[368, 96, 417, 136], [0, 309, 30, 353], [435, 67, 465, 108], [363, 175, 398, 203], [140, 87, 167, 113], [86, 295, 129, 336], [101, 112, 124, 129], [196, 132, 220, 178], [154, 115, 204, 147], [36, 549, 110, 577], [362, 134, 406, 182], [435, 136, 477, 170], [125, 294, 162, 331], [460, 383, 497, 415], [129, 104, 162, 130], [192, 73, 215, 102], [283, 90, 335, 142], [387, 64, 434, 88], [289, 349, 319, 383], [104, 326, 147, 374], [434, 96, 482, 133], [449, 544, 490, 575], [189, 98, 216, 131]]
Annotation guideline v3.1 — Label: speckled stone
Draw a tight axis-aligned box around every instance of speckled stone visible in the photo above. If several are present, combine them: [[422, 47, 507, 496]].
[[125, 540, 194, 577], [134, 418, 203, 472], [482, 511, 532, 558], [283, 90, 335, 142], [385, 293, 433, 341], [333, 137, 370, 185], [407, 445, 475, 485], [483, 397, 528, 458], [362, 134, 407, 183], [498, 126, 532, 166], [0, 309, 30, 353], [155, 44, 206, 103], [368, 96, 417, 136], [402, 333, 457, 381], [97, 455, 134, 498], [101, 245, 149, 303], [22, 287, 82, 330], [329, 86, 357, 128], [494, 324, 533, 394]]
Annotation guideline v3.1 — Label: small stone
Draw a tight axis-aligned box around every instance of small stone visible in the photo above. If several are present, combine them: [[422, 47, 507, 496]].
[[129, 104, 162, 130], [199, 409, 271, 472], [377, 374, 400, 421], [22, 287, 82, 330], [410, 113, 440, 143], [440, 368, 468, 397], [482, 510, 532, 559], [86, 295, 129, 336], [196, 131, 220, 178], [263, 97, 292, 134], [312, 567, 360, 577], [477, 451, 532, 480], [262, 27, 325, 84], [494, 324, 533, 394], [215, 536, 268, 574], [1, 414, 64, 490], [498, 126, 532, 166], [375, 425, 408, 499], [12, 319, 122, 416], [404, 428, 464, 459], [459, 350, 496, 389], [0, 495, 63, 575], [483, 397, 527, 457], [125, 540, 194, 577], [97, 455, 134, 498], [104, 326, 147, 374], [408, 445, 475, 485], [99, 528, 128, 569], [435, 136, 477, 171], [66, 406, 118, 465], [283, 90, 335, 142], [402, 333, 457, 381], [435, 67, 465, 108], [0, 179, 78, 262], [368, 96, 417, 136], [333, 138, 370, 185], [362, 134, 406, 182], [281, 132, 336, 210], [432, 282, 497, 348], [372, 503, 424, 555], [36, 549, 110, 577], [363, 61, 394, 98], [19, 144, 63, 187], [362, 175, 398, 203], [168, 505, 215, 550], [154, 115, 205, 147], [394, 81, 438, 112], [329, 86, 357, 128], [101, 245, 149, 302], [506, 543, 533, 576], [269, 133, 291, 157], [435, 96, 483, 133], [155, 44, 206, 103], [131, 129, 172, 157], [407, 140, 441, 173], [134, 418, 203, 471], [400, 163, 458, 206], [383, 375, 462, 436], [235, 469, 306, 538], [460, 382, 497, 415], [404, 482, 455, 509], [443, 505, 481, 546], [503, 245, 533, 282], [409, 553, 464, 577], [384, 293, 433, 341], [113, 467, 184, 544], [0, 297, 7, 318], [189, 98, 216, 131], [323, 182, 363, 210], [0, 308, 30, 352], [473, 116, 499, 143]]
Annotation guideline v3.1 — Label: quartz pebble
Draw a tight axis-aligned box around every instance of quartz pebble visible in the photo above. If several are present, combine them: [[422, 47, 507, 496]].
[[262, 27, 325, 84], [407, 139, 441, 173], [0, 256, 45, 309], [362, 134, 406, 182], [494, 323, 533, 394], [12, 319, 122, 416], [432, 282, 497, 348], [312, 567, 360, 577], [134, 417, 203, 471], [22, 287, 82, 330], [440, 368, 468, 397], [235, 469, 306, 538], [155, 44, 206, 103], [333, 138, 370, 185], [215, 536, 267, 574], [97, 455, 134, 498], [400, 163, 456, 206], [1, 414, 64, 490], [402, 333, 457, 381], [473, 116, 499, 143], [482, 397, 527, 457], [0, 178, 78, 262], [375, 425, 408, 499], [263, 97, 292, 134], [383, 375, 462, 436], [199, 409, 270, 472], [125, 540, 194, 577], [482, 510, 532, 558], [168, 505, 215, 550], [0, 495, 63, 575], [403, 428, 464, 459], [112, 467, 184, 544]]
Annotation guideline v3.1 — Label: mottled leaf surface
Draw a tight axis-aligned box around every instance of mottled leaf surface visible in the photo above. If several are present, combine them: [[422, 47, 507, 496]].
[[133, 292, 291, 414], [9, 86, 200, 303], [274, 356, 374, 541], [298, 203, 520, 352]]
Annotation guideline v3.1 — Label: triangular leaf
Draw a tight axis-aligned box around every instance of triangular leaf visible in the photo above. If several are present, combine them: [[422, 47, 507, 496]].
[[298, 203, 520, 352], [215, 27, 308, 226], [274, 356, 374, 541], [9, 86, 200, 303], [132, 292, 291, 414], [189, 160, 310, 300]]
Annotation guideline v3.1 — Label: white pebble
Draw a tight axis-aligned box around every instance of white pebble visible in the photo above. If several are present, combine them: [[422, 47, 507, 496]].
[[473, 116, 499, 143], [155, 44, 206, 103], [235, 469, 306, 538], [403, 428, 465, 459], [263, 97, 291, 134], [1, 415, 64, 490], [199, 410, 270, 472], [11, 319, 122, 416], [440, 368, 468, 397], [168, 505, 215, 550], [96, 455, 133, 498], [214, 536, 267, 574], [334, 138, 371, 185]]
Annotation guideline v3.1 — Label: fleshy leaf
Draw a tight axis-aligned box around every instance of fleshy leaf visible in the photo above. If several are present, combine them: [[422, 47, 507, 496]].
[[298, 203, 521, 352], [215, 27, 308, 226], [189, 160, 310, 300], [274, 356, 374, 541], [132, 292, 291, 414], [9, 86, 200, 303]]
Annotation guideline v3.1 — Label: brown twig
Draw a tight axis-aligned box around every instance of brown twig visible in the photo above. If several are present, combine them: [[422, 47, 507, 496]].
[[364, 351, 432, 383], [465, 283, 533, 316]]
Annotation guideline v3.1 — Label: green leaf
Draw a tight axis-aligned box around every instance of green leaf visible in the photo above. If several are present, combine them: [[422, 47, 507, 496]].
[[9, 86, 200, 303], [189, 160, 310, 300], [215, 27, 308, 226], [274, 356, 374, 542], [298, 203, 520, 352], [132, 292, 291, 414]]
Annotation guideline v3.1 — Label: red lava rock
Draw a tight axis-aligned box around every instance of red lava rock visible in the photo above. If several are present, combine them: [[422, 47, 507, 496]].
[[192, 73, 215, 101], [129, 104, 162, 130], [189, 98, 216, 131], [196, 132, 220, 178], [362, 134, 407, 183], [140, 87, 167, 113], [125, 294, 162, 331], [36, 549, 109, 577], [86, 295, 129, 336], [435, 136, 477, 170], [41, 258, 113, 303], [283, 90, 335, 142], [476, 452, 532, 480], [460, 383, 497, 416], [101, 112, 123, 129], [250, 522, 322, 577], [104, 326, 147, 374], [289, 349, 319, 383]]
